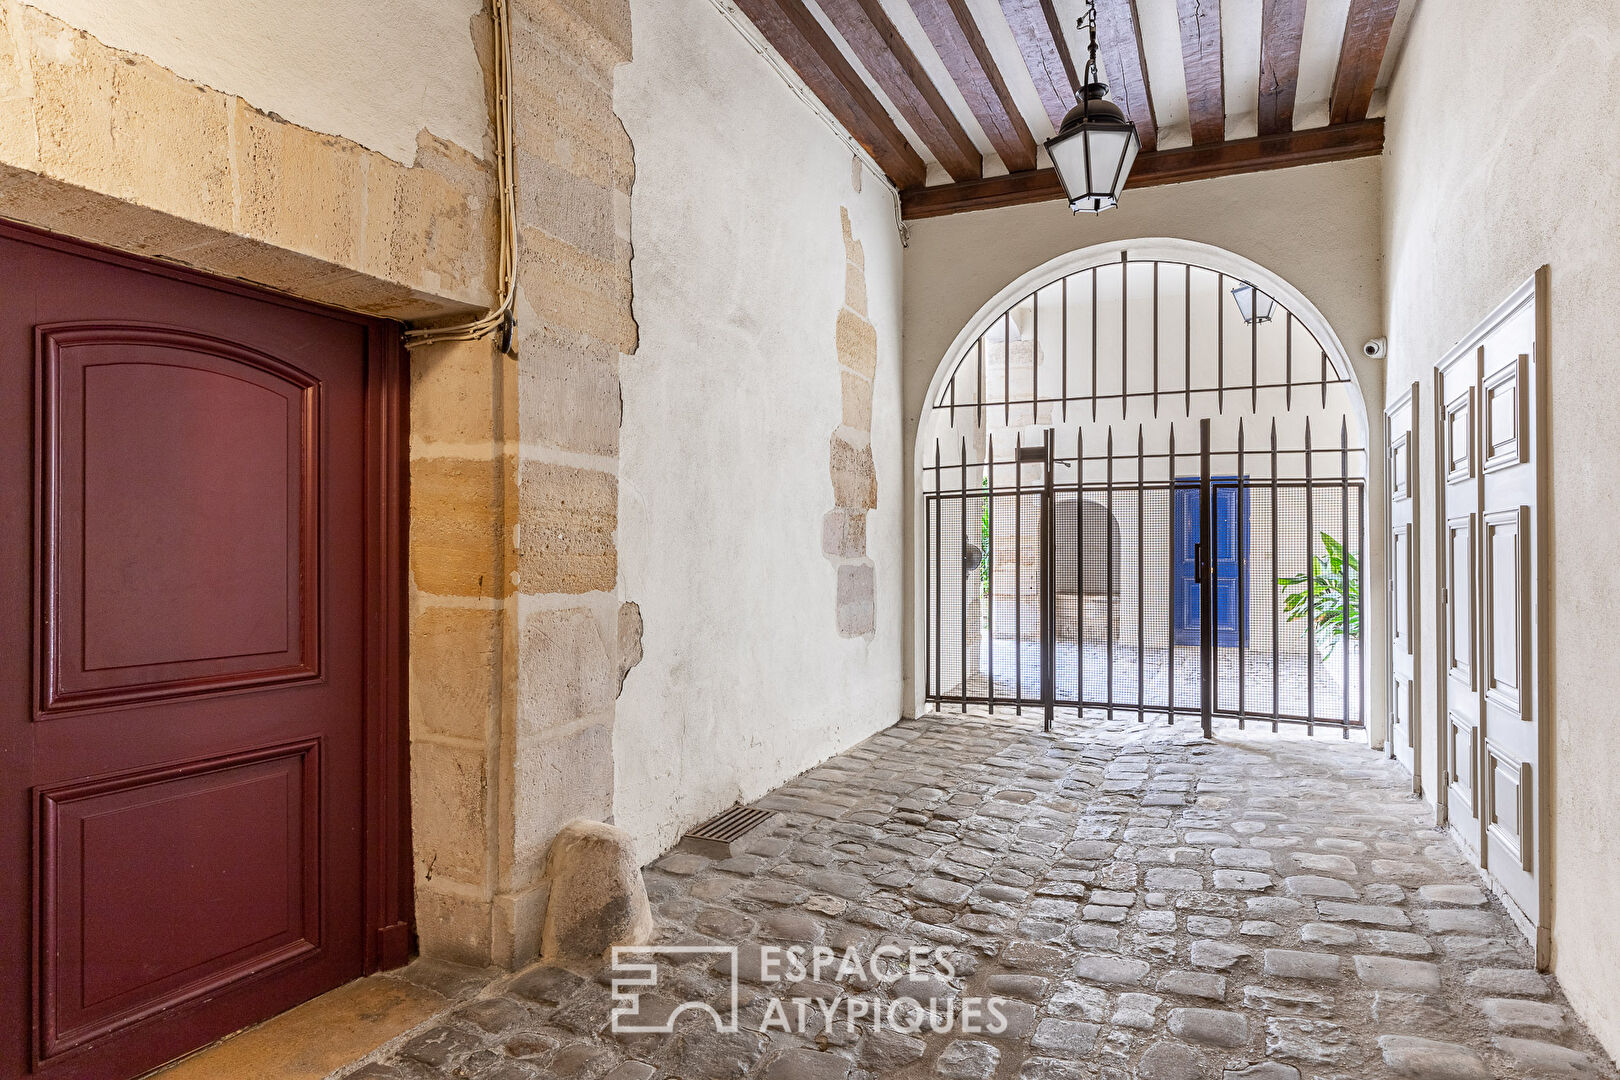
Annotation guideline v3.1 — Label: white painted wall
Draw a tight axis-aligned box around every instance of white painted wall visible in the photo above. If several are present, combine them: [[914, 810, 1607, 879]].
[[613, 0, 906, 863], [1381, 0, 1620, 1056], [22, 0, 488, 163], [902, 160, 1388, 724]]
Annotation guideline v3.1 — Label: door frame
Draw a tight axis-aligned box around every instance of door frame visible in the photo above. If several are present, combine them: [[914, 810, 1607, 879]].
[[4, 218, 413, 983]]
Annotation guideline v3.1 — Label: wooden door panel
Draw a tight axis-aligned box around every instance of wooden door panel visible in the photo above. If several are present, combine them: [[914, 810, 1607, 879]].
[[36, 742, 319, 1060], [0, 223, 406, 1080], [38, 326, 319, 711]]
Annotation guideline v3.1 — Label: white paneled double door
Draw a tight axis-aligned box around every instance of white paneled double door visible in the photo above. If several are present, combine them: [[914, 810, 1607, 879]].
[[1431, 269, 1549, 963]]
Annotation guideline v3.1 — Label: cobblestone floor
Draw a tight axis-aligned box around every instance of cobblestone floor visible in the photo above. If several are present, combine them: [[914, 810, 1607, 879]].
[[340, 712, 1615, 1080]]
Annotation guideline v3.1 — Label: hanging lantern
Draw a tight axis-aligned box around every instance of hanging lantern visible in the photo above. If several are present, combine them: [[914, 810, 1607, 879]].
[[1230, 282, 1277, 324], [1045, 0, 1141, 214]]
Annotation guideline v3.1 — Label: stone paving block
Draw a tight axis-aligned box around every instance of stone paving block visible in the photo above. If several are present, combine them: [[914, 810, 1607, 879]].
[[1289, 852, 1358, 877], [937, 1039, 1001, 1079], [1032, 1018, 1100, 1056], [1262, 949, 1340, 981], [1480, 997, 1567, 1033], [1213, 870, 1272, 892], [1223, 1065, 1299, 1080], [1494, 1036, 1602, 1077], [1047, 983, 1109, 1021], [1073, 954, 1151, 986], [1352, 955, 1441, 990], [1299, 922, 1356, 946], [1265, 1017, 1355, 1066], [1240, 986, 1333, 1018], [1157, 970, 1227, 1002], [1167, 1007, 1248, 1048], [1361, 929, 1432, 954], [764, 1048, 852, 1080], [1314, 901, 1409, 926], [1146, 868, 1204, 890], [1422, 907, 1497, 934], [1212, 848, 1274, 870], [1136, 1039, 1207, 1080], [1377, 1035, 1490, 1080], [1417, 883, 1487, 905], [1282, 875, 1357, 899], [1189, 940, 1252, 971], [1466, 967, 1551, 997]]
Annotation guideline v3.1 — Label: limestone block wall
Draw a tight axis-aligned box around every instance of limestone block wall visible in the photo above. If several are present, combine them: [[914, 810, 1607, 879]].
[[501, 0, 638, 968]]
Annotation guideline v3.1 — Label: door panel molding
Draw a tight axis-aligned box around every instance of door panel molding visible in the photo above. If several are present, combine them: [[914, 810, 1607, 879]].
[[35, 323, 323, 713], [34, 739, 322, 1061]]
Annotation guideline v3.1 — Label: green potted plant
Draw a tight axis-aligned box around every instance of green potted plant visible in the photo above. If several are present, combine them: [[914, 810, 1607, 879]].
[[1279, 532, 1359, 660]]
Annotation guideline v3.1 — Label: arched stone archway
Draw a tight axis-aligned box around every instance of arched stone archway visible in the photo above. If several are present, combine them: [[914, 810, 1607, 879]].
[[910, 240, 1378, 741]]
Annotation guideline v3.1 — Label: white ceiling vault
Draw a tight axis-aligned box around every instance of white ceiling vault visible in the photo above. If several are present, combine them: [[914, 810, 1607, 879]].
[[730, 0, 1414, 217]]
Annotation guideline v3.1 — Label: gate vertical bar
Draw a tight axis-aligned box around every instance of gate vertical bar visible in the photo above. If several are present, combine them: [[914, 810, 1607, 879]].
[[961, 436, 969, 713], [1152, 262, 1161, 418], [1184, 265, 1192, 416], [1199, 418, 1214, 739], [1216, 274, 1226, 413], [1270, 420, 1281, 733], [1091, 268, 1099, 422], [1305, 418, 1316, 736], [1341, 418, 1351, 735], [1237, 420, 1247, 729], [1004, 313, 1012, 427], [1136, 427, 1146, 720], [987, 434, 996, 714], [1042, 428, 1056, 731], [932, 439, 941, 703], [1285, 313, 1294, 411], [1061, 276, 1069, 423], [1167, 425, 1177, 723], [1077, 426, 1086, 711], [1015, 431, 1023, 714], [1106, 427, 1115, 722], [1358, 465, 1367, 732], [1120, 253, 1129, 411]]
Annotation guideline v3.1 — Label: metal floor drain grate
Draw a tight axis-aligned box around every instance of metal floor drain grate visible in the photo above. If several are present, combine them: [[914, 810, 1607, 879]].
[[680, 806, 776, 859]]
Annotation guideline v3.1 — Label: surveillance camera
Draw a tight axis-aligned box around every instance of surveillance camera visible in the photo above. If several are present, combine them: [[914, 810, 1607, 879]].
[[1363, 337, 1388, 359]]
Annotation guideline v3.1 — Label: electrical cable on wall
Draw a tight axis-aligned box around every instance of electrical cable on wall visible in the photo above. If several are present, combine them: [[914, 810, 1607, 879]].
[[405, 0, 518, 351]]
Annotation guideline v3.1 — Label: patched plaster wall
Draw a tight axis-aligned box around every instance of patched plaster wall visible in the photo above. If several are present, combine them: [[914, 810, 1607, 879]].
[[612, 0, 906, 865], [1381, 0, 1620, 1056], [900, 160, 1388, 730]]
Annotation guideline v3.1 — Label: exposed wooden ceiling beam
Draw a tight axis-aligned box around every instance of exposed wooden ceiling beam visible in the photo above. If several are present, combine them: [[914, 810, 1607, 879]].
[[1175, 0, 1225, 144], [900, 118, 1384, 218], [1329, 0, 1400, 124], [819, 0, 982, 181], [1095, 0, 1158, 152], [735, 0, 928, 189], [907, 0, 1039, 172], [1257, 0, 1307, 135], [997, 0, 1080, 129]]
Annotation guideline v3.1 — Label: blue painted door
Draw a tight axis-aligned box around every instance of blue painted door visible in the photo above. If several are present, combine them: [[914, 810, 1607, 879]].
[[1172, 480, 1249, 647]]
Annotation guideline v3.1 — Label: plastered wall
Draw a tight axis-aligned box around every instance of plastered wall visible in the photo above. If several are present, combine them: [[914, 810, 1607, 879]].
[[901, 159, 1388, 726], [1381, 0, 1620, 1056], [612, 0, 906, 865]]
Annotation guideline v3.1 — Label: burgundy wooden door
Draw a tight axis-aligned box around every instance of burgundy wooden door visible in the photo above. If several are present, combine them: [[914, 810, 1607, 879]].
[[0, 225, 408, 1080]]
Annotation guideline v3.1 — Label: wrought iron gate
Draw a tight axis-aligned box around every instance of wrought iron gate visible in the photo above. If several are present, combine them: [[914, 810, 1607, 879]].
[[922, 255, 1366, 736]]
